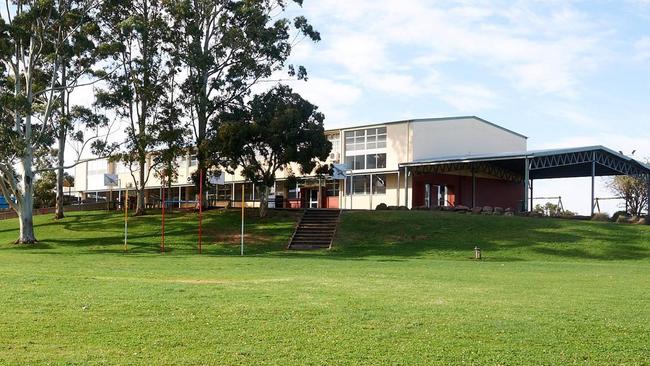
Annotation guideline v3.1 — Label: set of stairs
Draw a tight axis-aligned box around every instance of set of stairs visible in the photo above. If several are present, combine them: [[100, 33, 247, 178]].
[[288, 209, 341, 250]]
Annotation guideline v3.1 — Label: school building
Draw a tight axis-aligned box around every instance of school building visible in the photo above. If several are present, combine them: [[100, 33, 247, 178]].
[[72, 116, 650, 214]]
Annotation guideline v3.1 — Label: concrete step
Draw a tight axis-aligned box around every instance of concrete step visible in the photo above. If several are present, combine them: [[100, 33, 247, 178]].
[[288, 210, 341, 250]]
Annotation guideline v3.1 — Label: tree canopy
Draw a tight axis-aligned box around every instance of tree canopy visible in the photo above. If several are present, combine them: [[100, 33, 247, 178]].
[[215, 84, 331, 217]]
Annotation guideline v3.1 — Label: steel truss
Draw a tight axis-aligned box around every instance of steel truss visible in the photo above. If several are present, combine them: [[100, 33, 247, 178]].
[[411, 162, 523, 182], [529, 150, 649, 178]]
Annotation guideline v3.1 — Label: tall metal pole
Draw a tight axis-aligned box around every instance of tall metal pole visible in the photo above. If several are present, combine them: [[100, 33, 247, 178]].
[[124, 187, 128, 252], [199, 169, 203, 254], [241, 184, 245, 255], [397, 170, 401, 207], [161, 177, 165, 253], [403, 167, 408, 208], [350, 175, 354, 210], [472, 168, 477, 209], [591, 155, 596, 217], [523, 159, 529, 212], [369, 173, 373, 210], [646, 176, 650, 225], [530, 179, 534, 211]]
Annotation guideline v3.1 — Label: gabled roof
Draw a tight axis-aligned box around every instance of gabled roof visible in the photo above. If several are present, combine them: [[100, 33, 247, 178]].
[[326, 116, 527, 139]]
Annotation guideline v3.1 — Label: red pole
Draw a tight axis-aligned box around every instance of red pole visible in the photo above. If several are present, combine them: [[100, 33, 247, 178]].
[[161, 177, 165, 253], [199, 168, 203, 254]]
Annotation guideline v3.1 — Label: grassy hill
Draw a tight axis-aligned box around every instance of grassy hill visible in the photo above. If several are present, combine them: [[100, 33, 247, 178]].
[[335, 210, 650, 262], [0, 210, 649, 365]]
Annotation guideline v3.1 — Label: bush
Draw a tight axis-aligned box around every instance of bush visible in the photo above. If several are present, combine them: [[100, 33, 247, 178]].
[[591, 213, 610, 222], [611, 210, 628, 222], [616, 216, 630, 224], [375, 203, 388, 210]]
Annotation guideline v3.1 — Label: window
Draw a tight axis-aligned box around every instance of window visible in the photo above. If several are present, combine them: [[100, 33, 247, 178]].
[[326, 180, 340, 196], [189, 157, 198, 166], [352, 175, 370, 194], [328, 134, 340, 161], [373, 174, 387, 194], [344, 127, 387, 170], [344, 129, 368, 152], [365, 127, 387, 149], [345, 155, 365, 170], [346, 153, 386, 171], [288, 186, 299, 199], [233, 183, 254, 200], [366, 153, 386, 169], [346, 174, 387, 195], [217, 185, 231, 200]]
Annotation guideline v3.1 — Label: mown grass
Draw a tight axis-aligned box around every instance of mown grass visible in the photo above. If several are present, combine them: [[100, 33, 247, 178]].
[[0, 209, 649, 365]]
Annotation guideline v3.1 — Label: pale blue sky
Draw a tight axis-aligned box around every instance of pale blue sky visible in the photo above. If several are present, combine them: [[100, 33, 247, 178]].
[[5, 1, 647, 214], [279, 0, 650, 214]]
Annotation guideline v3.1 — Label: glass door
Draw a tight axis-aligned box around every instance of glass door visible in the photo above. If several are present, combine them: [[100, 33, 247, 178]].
[[309, 189, 319, 208], [424, 184, 431, 208]]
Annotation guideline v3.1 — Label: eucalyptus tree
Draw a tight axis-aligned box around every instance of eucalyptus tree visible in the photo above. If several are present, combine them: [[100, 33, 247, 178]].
[[0, 0, 107, 243], [95, 0, 180, 215], [165, 0, 320, 202], [216, 85, 330, 217], [51, 0, 103, 219]]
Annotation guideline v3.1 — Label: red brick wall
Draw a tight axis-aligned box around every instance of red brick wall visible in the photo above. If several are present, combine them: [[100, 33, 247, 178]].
[[412, 173, 523, 210]]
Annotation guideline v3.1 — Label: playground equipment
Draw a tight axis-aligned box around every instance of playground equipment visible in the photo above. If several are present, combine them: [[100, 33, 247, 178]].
[[592, 196, 625, 214]]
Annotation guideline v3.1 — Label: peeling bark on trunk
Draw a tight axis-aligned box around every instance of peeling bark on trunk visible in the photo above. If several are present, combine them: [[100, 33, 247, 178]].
[[17, 156, 37, 244], [54, 134, 66, 220], [135, 158, 147, 216], [258, 185, 270, 218]]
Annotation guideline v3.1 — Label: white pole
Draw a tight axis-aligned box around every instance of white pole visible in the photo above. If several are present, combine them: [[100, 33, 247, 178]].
[[241, 184, 245, 256], [124, 187, 128, 251]]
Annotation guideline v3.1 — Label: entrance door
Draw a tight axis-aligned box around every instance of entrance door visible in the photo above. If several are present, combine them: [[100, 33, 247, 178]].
[[309, 189, 319, 208], [425, 184, 447, 208], [424, 184, 431, 208], [438, 185, 447, 206]]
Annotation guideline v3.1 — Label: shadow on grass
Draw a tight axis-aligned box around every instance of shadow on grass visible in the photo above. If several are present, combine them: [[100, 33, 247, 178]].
[[2, 209, 648, 262], [317, 211, 650, 262]]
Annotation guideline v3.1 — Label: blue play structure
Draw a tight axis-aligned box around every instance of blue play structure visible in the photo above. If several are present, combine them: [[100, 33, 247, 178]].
[[0, 195, 8, 209]]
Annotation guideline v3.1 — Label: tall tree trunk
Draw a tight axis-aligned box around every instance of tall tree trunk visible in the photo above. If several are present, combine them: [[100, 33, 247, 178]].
[[258, 185, 270, 218], [54, 62, 67, 219], [54, 132, 66, 219], [135, 158, 147, 215], [17, 155, 37, 244]]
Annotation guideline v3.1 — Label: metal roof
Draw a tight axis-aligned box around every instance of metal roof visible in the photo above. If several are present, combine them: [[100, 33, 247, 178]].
[[401, 145, 642, 166], [325, 116, 528, 139], [399, 145, 650, 179]]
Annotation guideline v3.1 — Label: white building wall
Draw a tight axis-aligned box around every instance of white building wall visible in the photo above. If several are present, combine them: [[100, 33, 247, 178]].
[[411, 117, 527, 160]]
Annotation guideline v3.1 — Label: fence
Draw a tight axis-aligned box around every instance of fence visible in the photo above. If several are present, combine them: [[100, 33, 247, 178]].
[[0, 203, 110, 221]]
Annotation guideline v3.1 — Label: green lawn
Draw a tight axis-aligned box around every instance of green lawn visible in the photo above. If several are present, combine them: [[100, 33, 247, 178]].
[[0, 209, 649, 365]]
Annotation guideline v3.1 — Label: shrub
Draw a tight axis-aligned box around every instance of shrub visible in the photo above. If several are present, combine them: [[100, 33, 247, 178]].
[[616, 216, 630, 224], [611, 210, 628, 222], [591, 213, 610, 222], [375, 203, 388, 210]]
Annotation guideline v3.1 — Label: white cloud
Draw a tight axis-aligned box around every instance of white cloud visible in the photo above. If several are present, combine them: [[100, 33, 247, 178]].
[[302, 0, 611, 98], [438, 84, 500, 111], [288, 77, 363, 127]]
